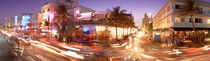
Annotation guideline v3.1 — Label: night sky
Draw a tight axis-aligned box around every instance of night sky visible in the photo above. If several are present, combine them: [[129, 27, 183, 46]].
[[0, 0, 210, 26]]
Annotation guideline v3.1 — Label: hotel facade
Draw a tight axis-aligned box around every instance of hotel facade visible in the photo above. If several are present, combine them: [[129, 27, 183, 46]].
[[153, 0, 210, 37], [39, 0, 137, 41]]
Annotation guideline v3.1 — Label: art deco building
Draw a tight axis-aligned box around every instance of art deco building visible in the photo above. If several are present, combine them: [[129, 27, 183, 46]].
[[153, 0, 210, 36], [142, 13, 152, 27]]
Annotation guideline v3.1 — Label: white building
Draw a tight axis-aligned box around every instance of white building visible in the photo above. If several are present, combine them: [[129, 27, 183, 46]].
[[21, 13, 33, 29], [40, 0, 95, 26], [31, 12, 41, 28], [153, 0, 210, 37]]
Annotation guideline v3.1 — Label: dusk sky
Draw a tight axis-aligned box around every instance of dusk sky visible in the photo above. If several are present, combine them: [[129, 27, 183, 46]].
[[0, 0, 210, 26]]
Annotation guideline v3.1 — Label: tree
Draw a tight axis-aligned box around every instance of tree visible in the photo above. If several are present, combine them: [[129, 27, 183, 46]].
[[177, 0, 202, 32], [54, 4, 74, 42], [107, 6, 130, 39], [177, 0, 203, 47], [42, 19, 50, 30], [145, 23, 153, 34]]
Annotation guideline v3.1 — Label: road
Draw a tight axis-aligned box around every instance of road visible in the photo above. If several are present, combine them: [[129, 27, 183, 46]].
[[22, 45, 69, 61], [0, 33, 70, 61], [0, 33, 18, 61]]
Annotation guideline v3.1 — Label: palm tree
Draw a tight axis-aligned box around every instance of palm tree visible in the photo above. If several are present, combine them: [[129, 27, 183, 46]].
[[177, 0, 202, 32], [177, 0, 203, 47], [107, 6, 130, 40], [42, 19, 50, 31], [54, 4, 74, 42]]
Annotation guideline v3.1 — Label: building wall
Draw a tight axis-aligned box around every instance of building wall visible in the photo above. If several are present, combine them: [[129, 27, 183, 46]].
[[40, 0, 93, 26], [142, 14, 150, 27], [153, 0, 172, 30], [171, 0, 210, 28], [5, 17, 15, 27], [32, 12, 39, 27], [153, 0, 210, 38], [153, 0, 210, 30], [38, 12, 43, 28]]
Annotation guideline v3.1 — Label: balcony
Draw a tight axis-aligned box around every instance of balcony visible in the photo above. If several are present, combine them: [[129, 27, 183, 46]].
[[172, 22, 210, 28]]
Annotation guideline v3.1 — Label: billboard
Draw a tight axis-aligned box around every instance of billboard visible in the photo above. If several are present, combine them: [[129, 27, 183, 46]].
[[21, 13, 32, 29]]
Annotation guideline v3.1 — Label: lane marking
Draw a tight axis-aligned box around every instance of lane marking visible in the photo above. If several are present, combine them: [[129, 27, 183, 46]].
[[25, 56, 36, 61], [35, 55, 50, 61]]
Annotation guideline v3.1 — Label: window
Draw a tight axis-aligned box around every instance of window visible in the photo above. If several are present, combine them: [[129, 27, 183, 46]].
[[175, 4, 184, 9], [180, 18, 185, 22], [196, 8, 203, 13], [167, 6, 170, 12], [167, 18, 169, 24], [47, 9, 50, 11], [189, 18, 203, 23], [175, 17, 185, 23], [195, 18, 202, 23], [208, 10, 210, 13], [189, 18, 192, 23], [208, 19, 210, 24]]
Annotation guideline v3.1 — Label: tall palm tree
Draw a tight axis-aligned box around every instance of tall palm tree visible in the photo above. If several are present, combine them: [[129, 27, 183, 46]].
[[107, 6, 129, 40], [43, 19, 50, 31], [178, 0, 203, 47], [178, 0, 202, 32], [54, 4, 74, 42]]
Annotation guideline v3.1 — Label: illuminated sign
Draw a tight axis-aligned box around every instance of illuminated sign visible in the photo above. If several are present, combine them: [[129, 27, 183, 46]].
[[22, 14, 32, 29], [77, 12, 92, 19], [74, 6, 80, 19], [15, 16, 18, 26]]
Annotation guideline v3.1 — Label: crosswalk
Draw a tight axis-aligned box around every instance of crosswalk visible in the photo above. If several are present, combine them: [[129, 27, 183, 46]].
[[25, 55, 51, 61]]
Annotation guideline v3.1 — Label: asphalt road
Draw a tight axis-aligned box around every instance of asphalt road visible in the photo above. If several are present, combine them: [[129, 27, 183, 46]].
[[22, 45, 69, 61], [0, 33, 70, 61], [0, 33, 19, 61]]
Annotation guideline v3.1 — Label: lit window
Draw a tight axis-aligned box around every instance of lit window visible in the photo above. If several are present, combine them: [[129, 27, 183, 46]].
[[175, 17, 184, 23], [208, 19, 210, 24]]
